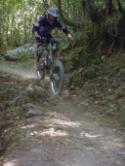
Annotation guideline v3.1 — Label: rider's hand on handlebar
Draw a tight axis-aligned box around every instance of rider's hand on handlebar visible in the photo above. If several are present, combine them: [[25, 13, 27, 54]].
[[68, 33, 73, 41], [67, 33, 73, 47]]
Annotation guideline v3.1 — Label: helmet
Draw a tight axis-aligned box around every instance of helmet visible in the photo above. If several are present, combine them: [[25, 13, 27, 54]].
[[47, 7, 59, 17]]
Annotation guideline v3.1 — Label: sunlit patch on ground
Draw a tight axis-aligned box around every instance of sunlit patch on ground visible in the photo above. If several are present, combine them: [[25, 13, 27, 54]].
[[21, 124, 38, 129], [80, 130, 124, 152], [80, 132, 102, 138], [48, 118, 81, 128], [43, 111, 82, 129], [30, 128, 69, 137], [3, 160, 17, 166]]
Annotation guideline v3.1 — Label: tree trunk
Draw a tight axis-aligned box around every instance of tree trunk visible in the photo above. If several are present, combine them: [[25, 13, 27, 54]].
[[105, 0, 113, 14], [56, 0, 82, 28]]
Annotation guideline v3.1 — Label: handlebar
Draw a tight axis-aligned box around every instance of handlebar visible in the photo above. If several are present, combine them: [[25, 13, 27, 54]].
[[38, 36, 74, 50]]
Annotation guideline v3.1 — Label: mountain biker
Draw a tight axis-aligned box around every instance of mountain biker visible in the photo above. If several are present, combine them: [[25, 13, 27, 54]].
[[32, 7, 73, 70]]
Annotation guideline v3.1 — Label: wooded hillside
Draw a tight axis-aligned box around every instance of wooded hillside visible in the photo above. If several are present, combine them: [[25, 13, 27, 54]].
[[0, 0, 125, 52]]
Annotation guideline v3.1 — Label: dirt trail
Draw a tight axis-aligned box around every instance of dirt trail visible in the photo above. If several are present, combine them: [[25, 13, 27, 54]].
[[0, 61, 35, 78], [2, 98, 125, 166], [1, 62, 125, 166]]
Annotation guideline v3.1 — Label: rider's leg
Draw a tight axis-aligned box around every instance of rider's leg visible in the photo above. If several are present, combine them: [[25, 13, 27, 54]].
[[36, 42, 44, 69], [51, 38, 64, 61], [50, 38, 59, 57]]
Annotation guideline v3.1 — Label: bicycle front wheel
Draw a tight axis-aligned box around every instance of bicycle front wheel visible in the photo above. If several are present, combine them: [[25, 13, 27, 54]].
[[50, 60, 64, 96], [36, 57, 45, 80]]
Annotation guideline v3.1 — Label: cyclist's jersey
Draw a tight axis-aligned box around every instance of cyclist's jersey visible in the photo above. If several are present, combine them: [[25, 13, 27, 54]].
[[32, 16, 69, 40]]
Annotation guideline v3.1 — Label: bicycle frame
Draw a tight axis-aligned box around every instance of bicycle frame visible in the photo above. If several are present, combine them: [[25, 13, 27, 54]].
[[40, 39, 59, 68]]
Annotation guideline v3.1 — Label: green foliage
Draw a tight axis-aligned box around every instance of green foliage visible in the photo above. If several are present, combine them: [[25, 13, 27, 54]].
[[116, 102, 125, 126], [118, 68, 125, 77], [69, 66, 97, 86], [118, 84, 125, 92], [0, 0, 56, 51], [81, 67, 97, 80]]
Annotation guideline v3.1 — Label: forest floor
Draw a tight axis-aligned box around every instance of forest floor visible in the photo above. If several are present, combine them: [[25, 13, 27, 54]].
[[0, 60, 125, 166]]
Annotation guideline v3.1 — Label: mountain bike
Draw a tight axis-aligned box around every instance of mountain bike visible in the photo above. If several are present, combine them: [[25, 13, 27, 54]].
[[36, 38, 64, 96]]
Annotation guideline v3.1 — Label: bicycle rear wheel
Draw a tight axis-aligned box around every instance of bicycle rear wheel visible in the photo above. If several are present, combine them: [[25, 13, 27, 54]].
[[50, 60, 64, 96]]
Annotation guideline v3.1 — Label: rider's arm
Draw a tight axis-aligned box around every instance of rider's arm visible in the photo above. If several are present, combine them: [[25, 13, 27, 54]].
[[32, 22, 39, 33], [32, 16, 45, 37], [32, 22, 41, 40], [56, 20, 72, 40], [56, 20, 70, 34]]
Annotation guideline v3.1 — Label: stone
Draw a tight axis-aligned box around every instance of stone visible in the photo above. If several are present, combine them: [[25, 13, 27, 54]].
[[23, 103, 45, 118], [3, 43, 36, 61]]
